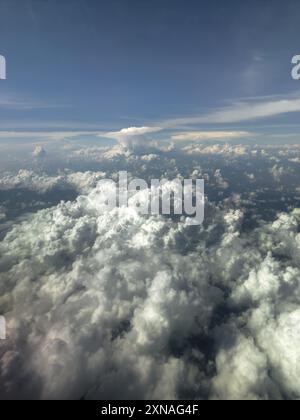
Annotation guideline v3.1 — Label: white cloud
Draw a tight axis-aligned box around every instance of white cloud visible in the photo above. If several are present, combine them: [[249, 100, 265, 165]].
[[212, 335, 272, 400], [1, 143, 300, 400], [0, 170, 106, 194], [269, 164, 294, 182], [183, 143, 249, 156], [163, 96, 300, 127], [0, 131, 100, 142], [0, 181, 221, 399], [32, 146, 47, 158], [172, 131, 251, 142], [249, 307, 300, 397], [100, 126, 163, 152], [1, 169, 300, 399], [102, 126, 162, 140]]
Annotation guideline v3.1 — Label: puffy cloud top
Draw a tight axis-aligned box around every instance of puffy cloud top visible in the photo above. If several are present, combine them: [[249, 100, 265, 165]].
[[1, 172, 300, 399]]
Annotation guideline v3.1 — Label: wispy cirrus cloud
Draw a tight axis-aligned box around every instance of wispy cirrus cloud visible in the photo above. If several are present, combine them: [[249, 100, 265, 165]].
[[162, 95, 300, 127], [2, 93, 300, 145], [0, 127, 162, 144], [0, 131, 100, 141], [171, 131, 252, 142], [0, 93, 68, 110]]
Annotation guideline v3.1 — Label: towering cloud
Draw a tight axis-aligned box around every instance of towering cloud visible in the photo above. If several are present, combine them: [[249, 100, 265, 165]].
[[101, 126, 163, 152]]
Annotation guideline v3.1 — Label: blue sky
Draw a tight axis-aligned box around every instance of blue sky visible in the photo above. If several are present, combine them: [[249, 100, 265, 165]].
[[0, 0, 300, 142]]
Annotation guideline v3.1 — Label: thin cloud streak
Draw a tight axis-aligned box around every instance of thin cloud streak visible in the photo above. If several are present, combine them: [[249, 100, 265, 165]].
[[161, 97, 300, 127], [171, 131, 252, 142], [2, 95, 300, 143], [0, 131, 101, 141], [0, 95, 68, 110]]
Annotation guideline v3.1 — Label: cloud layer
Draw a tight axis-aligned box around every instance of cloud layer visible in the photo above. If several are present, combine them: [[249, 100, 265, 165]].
[[0, 169, 300, 399]]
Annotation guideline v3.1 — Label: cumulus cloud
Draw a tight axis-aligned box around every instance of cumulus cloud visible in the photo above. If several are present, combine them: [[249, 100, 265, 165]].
[[269, 164, 294, 182], [0, 170, 106, 194], [214, 169, 229, 189], [289, 157, 300, 164], [212, 334, 273, 400], [0, 182, 218, 399], [1, 143, 300, 400], [183, 143, 250, 156], [32, 146, 47, 158], [102, 126, 162, 140], [101, 126, 164, 153], [1, 167, 300, 400]]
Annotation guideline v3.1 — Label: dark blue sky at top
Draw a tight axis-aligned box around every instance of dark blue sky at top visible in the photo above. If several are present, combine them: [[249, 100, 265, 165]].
[[0, 0, 300, 131]]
